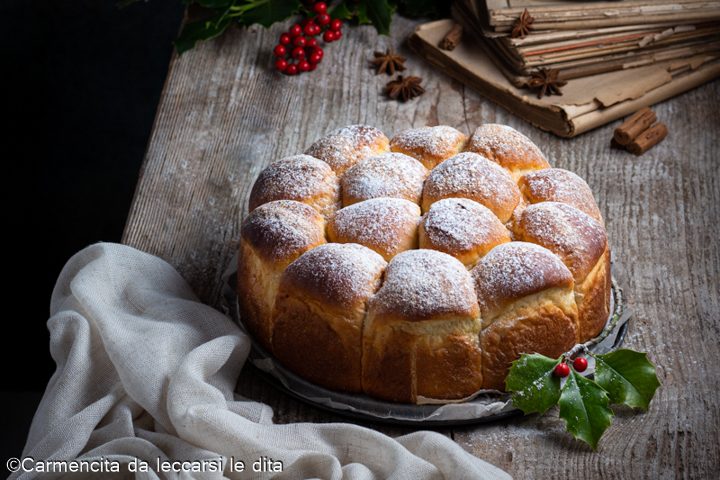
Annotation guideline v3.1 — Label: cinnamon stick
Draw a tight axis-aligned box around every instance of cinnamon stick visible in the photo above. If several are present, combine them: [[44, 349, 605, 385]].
[[627, 123, 668, 155], [439, 24, 463, 51], [614, 107, 656, 145]]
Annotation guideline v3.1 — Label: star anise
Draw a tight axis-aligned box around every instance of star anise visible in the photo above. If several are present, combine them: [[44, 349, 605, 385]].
[[511, 9, 534, 39], [527, 68, 567, 99], [371, 49, 406, 76], [385, 75, 425, 102]]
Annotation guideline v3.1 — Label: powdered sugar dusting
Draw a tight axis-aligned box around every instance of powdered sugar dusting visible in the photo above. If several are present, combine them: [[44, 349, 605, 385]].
[[342, 152, 428, 206], [371, 249, 478, 321], [284, 243, 387, 308], [241, 200, 325, 260], [422, 152, 520, 222], [519, 168, 603, 222], [472, 242, 573, 314], [421, 198, 511, 259], [249, 154, 337, 211], [305, 125, 389, 174], [517, 202, 607, 280], [390, 126, 467, 167], [466, 124, 549, 172], [329, 198, 421, 260]]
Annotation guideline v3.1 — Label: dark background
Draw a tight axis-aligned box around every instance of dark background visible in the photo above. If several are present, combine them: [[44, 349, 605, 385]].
[[2, 0, 183, 460]]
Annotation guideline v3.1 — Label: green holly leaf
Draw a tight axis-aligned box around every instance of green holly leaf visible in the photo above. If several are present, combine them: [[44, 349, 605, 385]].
[[237, 0, 302, 28], [505, 353, 562, 414], [594, 349, 660, 411], [559, 370, 614, 450], [365, 0, 394, 35], [175, 15, 233, 54], [332, 1, 372, 25]]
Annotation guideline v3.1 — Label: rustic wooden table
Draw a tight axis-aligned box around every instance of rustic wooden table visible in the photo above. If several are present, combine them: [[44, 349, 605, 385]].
[[122, 16, 720, 479]]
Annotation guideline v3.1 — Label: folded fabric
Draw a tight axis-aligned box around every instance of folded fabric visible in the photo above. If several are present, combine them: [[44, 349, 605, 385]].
[[12, 243, 510, 480]]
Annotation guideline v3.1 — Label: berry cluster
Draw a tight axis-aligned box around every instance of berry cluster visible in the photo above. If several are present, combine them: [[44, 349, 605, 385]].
[[273, 2, 343, 76], [553, 356, 588, 377]]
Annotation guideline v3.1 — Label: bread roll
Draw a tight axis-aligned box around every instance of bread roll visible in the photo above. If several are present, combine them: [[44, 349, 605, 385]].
[[341, 152, 428, 206], [248, 154, 339, 217], [472, 242, 578, 390], [272, 243, 386, 392], [327, 198, 421, 261], [512, 202, 610, 339], [363, 249, 483, 402], [390, 126, 468, 169], [421, 152, 521, 222], [465, 124, 550, 179], [419, 198, 511, 267], [305, 125, 390, 175], [237, 200, 326, 350], [518, 168, 603, 223]]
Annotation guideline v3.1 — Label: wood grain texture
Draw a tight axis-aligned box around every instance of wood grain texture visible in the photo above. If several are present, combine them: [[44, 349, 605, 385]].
[[122, 16, 720, 478]]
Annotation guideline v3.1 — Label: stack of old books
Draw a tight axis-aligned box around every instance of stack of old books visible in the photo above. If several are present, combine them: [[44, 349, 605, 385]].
[[410, 0, 720, 137]]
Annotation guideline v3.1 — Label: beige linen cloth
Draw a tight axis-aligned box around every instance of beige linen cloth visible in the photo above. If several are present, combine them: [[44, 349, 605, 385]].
[[13, 243, 510, 480]]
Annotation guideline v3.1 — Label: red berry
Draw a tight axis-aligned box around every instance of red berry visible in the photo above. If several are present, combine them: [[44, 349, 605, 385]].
[[309, 52, 322, 64], [313, 46, 324, 57], [313, 2, 328, 14], [333, 29, 342, 40], [291, 47, 305, 59], [330, 19, 342, 31], [316, 13, 330, 26], [289, 24, 302, 37], [285, 64, 298, 76], [275, 58, 288, 71], [573, 357, 588, 372], [298, 60, 311, 72], [273, 45, 286, 57], [554, 363, 570, 377], [293, 36, 306, 47], [304, 23, 316, 36], [279, 33, 291, 45], [306, 37, 318, 48], [308, 62, 317, 71], [323, 30, 336, 42]]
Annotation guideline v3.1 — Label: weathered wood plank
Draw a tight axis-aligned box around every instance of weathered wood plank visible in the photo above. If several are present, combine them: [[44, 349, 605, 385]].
[[123, 15, 720, 478]]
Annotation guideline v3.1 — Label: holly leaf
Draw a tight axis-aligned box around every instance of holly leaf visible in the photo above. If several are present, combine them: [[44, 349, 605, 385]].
[[559, 370, 613, 450], [237, 0, 302, 27], [332, 1, 371, 25], [365, 0, 394, 35], [175, 15, 233, 54], [594, 349, 660, 411], [505, 353, 561, 414]]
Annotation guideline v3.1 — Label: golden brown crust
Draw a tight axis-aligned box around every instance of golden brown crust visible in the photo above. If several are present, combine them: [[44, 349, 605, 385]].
[[518, 168, 603, 223], [389, 126, 468, 169], [480, 297, 578, 390], [248, 154, 339, 217], [471, 242, 575, 324], [237, 124, 612, 402], [327, 198, 421, 261], [362, 249, 482, 402], [237, 201, 326, 351], [419, 198, 511, 268], [271, 244, 386, 392], [305, 125, 390, 175], [512, 202, 608, 282], [575, 248, 612, 341], [465, 124, 550, 179], [240, 200, 326, 263], [421, 152, 521, 222], [341, 152, 428, 206], [369, 249, 479, 322]]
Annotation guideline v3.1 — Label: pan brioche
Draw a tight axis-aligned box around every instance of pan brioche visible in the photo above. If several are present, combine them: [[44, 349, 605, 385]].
[[238, 124, 612, 402]]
